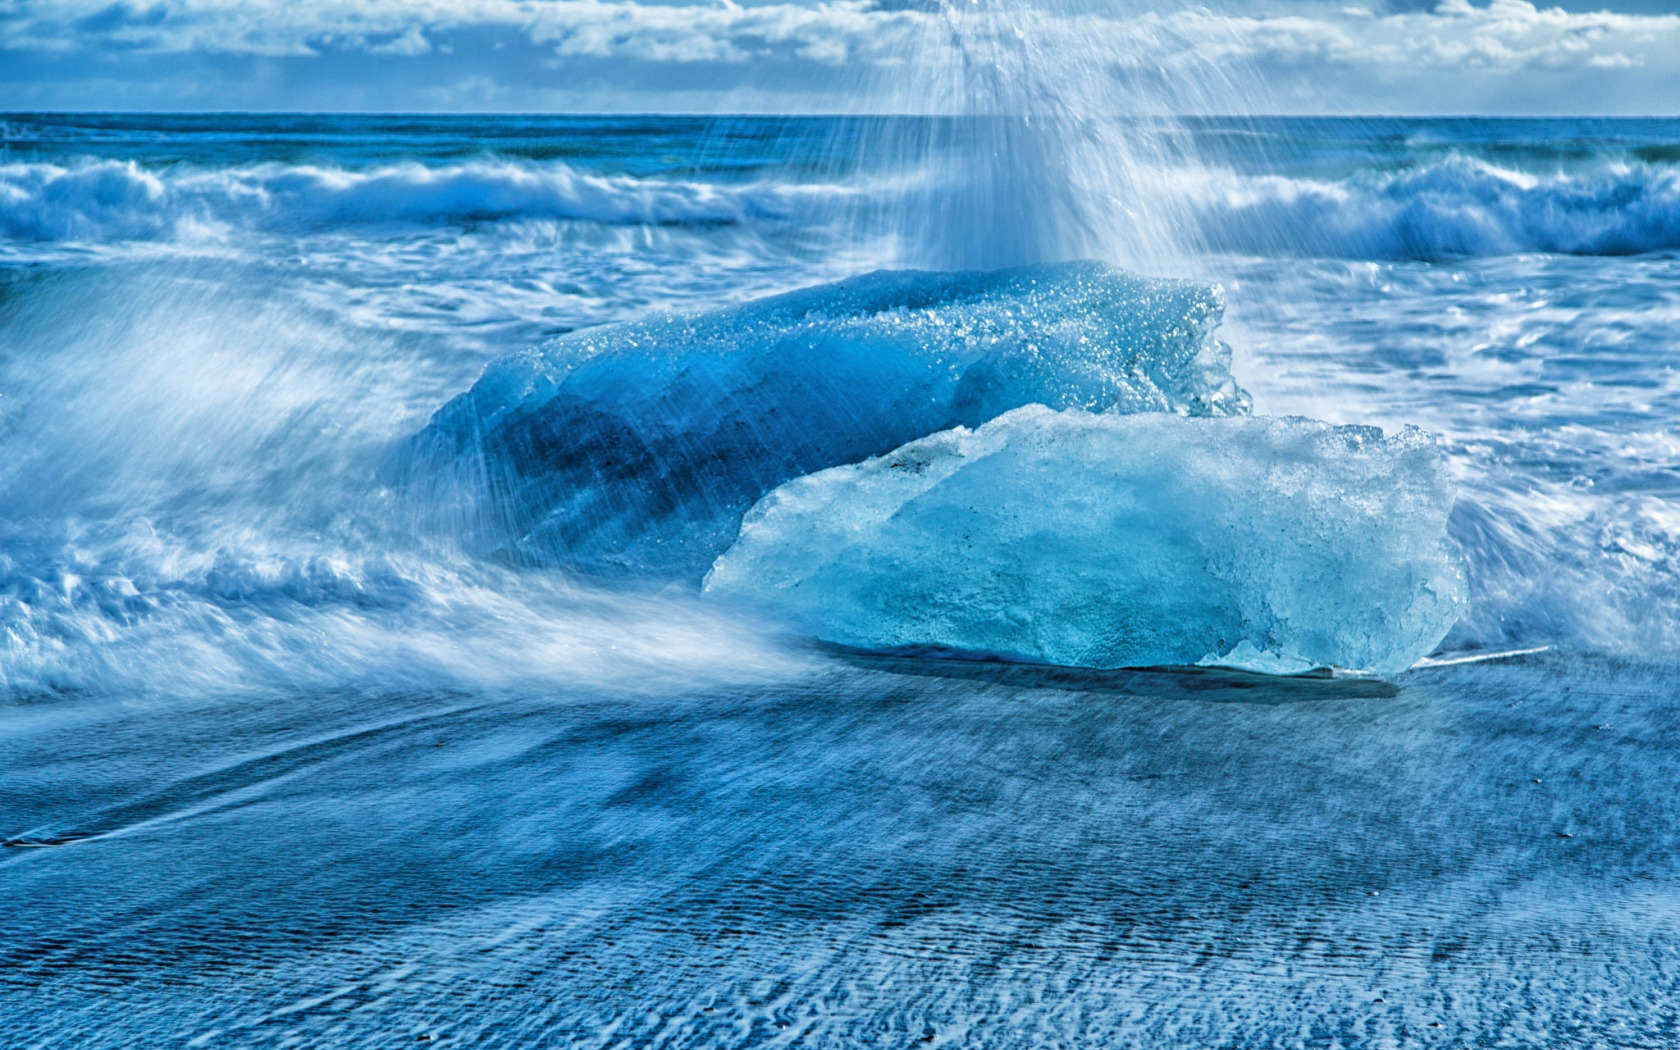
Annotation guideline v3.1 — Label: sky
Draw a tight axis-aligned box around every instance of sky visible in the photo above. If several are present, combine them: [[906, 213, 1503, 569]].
[[1, 0, 1678, 114]]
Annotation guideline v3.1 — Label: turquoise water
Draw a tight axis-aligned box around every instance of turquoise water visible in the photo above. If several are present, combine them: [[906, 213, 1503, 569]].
[[5, 113, 1680, 1046]]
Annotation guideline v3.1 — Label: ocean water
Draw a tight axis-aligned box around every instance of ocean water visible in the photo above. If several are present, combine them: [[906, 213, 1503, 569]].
[[5, 112, 1680, 1046]]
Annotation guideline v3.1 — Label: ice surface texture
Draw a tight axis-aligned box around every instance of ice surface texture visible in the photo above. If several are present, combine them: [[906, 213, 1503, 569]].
[[409, 261, 1247, 579], [706, 407, 1466, 674]]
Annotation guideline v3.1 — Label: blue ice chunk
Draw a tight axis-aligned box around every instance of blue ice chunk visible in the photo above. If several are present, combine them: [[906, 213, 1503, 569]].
[[704, 406, 1466, 674], [407, 262, 1248, 579]]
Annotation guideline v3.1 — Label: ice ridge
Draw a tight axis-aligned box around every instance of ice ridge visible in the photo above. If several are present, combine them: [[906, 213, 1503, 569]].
[[404, 261, 1248, 580], [705, 407, 1467, 675]]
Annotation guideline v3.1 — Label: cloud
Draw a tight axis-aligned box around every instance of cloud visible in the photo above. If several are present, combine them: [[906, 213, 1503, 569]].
[[1193, 0, 1680, 73], [2, 0, 1678, 112], [530, 0, 926, 65], [1185, 0, 1680, 111], [0, 0, 927, 63]]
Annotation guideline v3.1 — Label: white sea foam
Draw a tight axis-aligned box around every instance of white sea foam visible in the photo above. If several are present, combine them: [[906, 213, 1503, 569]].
[[0, 265, 806, 701], [7, 118, 1680, 695]]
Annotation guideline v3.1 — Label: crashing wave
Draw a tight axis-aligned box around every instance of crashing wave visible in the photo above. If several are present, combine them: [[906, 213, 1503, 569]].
[[705, 406, 1466, 675], [402, 261, 1248, 580], [0, 158, 821, 242], [15, 152, 1680, 261], [1195, 155, 1680, 259]]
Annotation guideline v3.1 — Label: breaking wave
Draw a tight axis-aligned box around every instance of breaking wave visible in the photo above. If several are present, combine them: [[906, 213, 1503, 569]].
[[1195, 154, 1680, 260], [0, 265, 805, 701], [0, 158, 830, 243], [12, 152, 1680, 264]]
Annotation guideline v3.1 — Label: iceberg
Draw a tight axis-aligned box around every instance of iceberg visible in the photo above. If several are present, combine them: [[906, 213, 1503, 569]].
[[704, 406, 1466, 674], [406, 261, 1248, 579]]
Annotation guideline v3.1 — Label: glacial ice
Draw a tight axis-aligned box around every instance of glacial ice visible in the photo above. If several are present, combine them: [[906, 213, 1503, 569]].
[[409, 261, 1248, 579], [704, 406, 1466, 674]]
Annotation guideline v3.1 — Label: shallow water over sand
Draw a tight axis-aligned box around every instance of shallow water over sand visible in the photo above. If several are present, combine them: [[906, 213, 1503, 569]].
[[6, 651, 1678, 1047]]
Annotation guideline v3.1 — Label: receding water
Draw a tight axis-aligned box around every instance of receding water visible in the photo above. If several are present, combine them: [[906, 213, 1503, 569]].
[[8, 654, 1680, 1046]]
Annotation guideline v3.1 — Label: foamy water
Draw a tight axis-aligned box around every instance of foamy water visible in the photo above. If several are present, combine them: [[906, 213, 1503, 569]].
[[5, 112, 1680, 1047]]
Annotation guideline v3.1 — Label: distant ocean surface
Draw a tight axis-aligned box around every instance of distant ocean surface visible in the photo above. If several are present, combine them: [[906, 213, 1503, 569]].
[[6, 113, 1680, 1047]]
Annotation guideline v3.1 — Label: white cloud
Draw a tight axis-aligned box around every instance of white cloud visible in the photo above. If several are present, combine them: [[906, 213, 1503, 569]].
[[1164, 0, 1680, 72], [528, 0, 925, 65], [0, 0, 928, 62], [3, 0, 1679, 112], [366, 25, 434, 56]]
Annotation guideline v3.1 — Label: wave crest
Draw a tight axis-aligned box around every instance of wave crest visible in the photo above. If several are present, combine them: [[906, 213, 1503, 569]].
[[13, 151, 1680, 262], [1197, 155, 1680, 259], [0, 158, 810, 242]]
